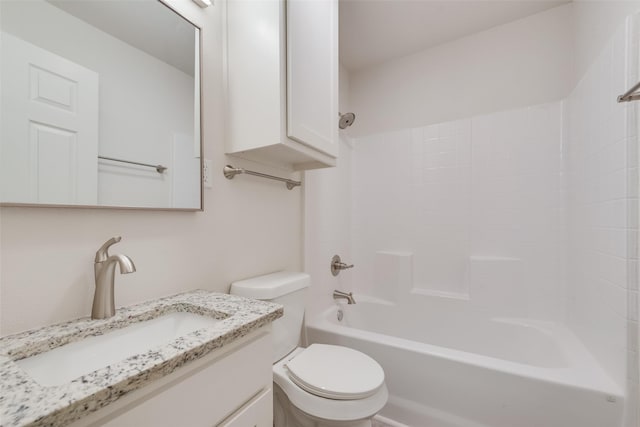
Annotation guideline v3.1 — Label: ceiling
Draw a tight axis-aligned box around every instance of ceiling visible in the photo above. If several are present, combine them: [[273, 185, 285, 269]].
[[340, 0, 571, 71]]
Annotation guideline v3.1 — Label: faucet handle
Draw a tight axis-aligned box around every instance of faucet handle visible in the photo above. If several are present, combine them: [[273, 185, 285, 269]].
[[331, 255, 354, 276], [95, 236, 122, 263]]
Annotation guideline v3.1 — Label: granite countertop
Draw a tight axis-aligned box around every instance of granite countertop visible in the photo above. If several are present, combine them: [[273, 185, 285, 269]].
[[0, 290, 283, 427]]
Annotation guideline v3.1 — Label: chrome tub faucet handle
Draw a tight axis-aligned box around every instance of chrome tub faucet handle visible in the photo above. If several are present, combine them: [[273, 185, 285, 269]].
[[331, 254, 354, 276]]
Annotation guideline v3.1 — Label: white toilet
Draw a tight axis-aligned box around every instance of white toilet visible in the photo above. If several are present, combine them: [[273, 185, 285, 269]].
[[230, 272, 388, 427]]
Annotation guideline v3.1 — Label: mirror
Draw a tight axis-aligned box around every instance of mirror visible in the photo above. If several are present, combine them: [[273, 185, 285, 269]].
[[0, 0, 202, 210]]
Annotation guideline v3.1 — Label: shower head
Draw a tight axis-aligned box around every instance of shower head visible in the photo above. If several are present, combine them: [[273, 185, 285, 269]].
[[338, 112, 356, 129]]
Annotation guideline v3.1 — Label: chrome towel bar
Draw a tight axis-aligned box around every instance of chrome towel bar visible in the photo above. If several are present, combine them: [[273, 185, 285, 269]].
[[618, 80, 640, 103], [98, 156, 167, 173], [223, 165, 301, 190]]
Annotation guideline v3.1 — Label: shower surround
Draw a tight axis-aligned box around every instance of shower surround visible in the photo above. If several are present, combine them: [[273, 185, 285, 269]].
[[351, 101, 565, 320]]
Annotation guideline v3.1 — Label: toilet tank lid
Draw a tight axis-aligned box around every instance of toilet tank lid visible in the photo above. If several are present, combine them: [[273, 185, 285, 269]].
[[230, 271, 310, 300]]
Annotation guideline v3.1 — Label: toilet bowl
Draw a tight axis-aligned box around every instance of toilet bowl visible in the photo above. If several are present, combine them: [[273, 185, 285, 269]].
[[230, 272, 388, 427], [273, 346, 388, 427]]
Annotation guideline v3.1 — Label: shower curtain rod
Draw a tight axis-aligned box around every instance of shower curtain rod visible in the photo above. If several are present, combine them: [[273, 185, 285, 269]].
[[618, 80, 640, 103]]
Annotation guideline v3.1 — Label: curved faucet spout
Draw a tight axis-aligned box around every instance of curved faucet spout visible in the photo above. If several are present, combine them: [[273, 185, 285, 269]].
[[333, 290, 356, 304], [110, 254, 136, 274]]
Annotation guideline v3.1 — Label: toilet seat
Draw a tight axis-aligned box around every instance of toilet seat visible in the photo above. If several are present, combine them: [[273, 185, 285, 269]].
[[285, 344, 385, 400], [273, 346, 388, 422]]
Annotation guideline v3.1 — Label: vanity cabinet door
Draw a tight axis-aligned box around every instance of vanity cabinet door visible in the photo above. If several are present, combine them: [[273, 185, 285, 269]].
[[286, 0, 338, 158], [72, 330, 272, 427], [217, 388, 272, 427]]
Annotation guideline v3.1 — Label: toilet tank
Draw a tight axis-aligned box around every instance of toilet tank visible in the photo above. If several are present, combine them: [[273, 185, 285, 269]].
[[230, 272, 310, 363]]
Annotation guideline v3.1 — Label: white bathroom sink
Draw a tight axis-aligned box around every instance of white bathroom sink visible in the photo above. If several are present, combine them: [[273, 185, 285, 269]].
[[16, 312, 220, 386]]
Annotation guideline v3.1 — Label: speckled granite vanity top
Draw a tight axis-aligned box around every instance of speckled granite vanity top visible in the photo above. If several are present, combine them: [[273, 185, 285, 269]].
[[0, 290, 283, 427]]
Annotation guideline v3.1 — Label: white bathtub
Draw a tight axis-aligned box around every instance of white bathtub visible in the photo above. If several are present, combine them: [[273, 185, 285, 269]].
[[305, 299, 624, 427]]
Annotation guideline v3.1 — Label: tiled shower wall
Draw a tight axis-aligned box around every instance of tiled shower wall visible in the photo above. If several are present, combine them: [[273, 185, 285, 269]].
[[351, 102, 566, 321], [565, 19, 639, 423]]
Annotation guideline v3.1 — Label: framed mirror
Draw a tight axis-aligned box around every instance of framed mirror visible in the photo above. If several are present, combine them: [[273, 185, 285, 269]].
[[0, 0, 202, 210]]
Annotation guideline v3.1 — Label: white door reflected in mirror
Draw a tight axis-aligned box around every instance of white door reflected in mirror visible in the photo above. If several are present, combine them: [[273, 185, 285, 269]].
[[2, 33, 99, 206]]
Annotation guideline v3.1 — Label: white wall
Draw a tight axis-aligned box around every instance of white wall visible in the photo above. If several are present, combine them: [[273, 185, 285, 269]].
[[566, 10, 639, 426], [1, 0, 197, 208], [303, 64, 354, 321], [348, 4, 573, 137], [565, 16, 630, 397], [350, 102, 565, 321], [0, 0, 303, 335], [303, 138, 353, 320], [573, 1, 640, 82], [348, 2, 640, 139]]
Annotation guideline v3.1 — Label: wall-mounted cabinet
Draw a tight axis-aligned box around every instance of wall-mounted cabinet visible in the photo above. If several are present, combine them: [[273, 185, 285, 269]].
[[225, 0, 338, 170]]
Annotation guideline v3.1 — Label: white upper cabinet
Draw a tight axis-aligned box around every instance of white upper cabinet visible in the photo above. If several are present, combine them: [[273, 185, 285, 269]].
[[225, 0, 338, 170], [286, 0, 338, 158]]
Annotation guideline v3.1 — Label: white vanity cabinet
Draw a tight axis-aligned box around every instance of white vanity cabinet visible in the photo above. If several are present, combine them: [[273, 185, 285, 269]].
[[70, 328, 273, 427], [225, 0, 338, 170]]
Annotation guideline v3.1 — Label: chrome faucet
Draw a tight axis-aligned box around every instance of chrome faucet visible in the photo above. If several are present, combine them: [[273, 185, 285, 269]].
[[92, 236, 136, 319], [333, 290, 356, 304]]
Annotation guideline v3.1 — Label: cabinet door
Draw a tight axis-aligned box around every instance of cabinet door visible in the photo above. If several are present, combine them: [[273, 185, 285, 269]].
[[217, 388, 272, 427], [286, 0, 338, 158], [79, 332, 272, 427]]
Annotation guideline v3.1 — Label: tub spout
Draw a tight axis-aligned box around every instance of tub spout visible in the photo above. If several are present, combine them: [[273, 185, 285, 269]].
[[333, 290, 356, 304]]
